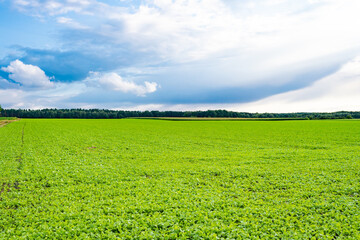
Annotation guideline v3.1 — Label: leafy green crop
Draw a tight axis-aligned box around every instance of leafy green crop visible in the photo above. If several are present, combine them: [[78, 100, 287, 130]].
[[1, 119, 359, 239]]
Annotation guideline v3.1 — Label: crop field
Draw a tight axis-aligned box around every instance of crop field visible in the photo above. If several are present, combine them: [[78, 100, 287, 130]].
[[0, 119, 360, 239]]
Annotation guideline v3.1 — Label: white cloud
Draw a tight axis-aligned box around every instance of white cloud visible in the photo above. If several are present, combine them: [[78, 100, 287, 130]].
[[87, 72, 158, 96], [13, 0, 93, 15], [112, 0, 243, 62], [0, 88, 24, 106], [56, 17, 88, 29], [0, 77, 90, 109], [1, 60, 54, 89], [229, 57, 360, 112]]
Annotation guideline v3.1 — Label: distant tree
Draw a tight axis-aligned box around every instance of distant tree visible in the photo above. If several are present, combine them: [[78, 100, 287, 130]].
[[1, 108, 360, 119]]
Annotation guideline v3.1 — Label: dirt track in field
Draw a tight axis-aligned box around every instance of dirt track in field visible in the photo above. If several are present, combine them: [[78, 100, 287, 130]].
[[0, 119, 19, 128]]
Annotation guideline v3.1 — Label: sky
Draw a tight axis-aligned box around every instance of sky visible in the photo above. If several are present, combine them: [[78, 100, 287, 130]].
[[0, 0, 360, 112]]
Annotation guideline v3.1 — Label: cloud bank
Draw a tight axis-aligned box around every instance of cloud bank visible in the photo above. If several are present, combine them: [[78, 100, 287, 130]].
[[232, 57, 360, 113]]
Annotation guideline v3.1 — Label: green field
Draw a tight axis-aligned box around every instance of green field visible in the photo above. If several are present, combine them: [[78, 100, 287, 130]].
[[1, 119, 359, 239]]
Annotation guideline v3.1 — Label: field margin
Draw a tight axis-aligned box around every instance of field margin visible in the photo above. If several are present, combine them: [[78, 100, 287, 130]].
[[0, 118, 19, 128]]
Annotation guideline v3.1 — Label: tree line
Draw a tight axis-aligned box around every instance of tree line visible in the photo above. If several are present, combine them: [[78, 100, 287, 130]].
[[0, 108, 359, 119]]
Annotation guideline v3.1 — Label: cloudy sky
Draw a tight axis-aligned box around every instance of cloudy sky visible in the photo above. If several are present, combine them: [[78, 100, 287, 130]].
[[1, 0, 360, 112]]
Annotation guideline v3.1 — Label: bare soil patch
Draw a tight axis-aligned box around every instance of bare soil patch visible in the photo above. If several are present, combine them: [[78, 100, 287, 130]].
[[0, 119, 19, 128]]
